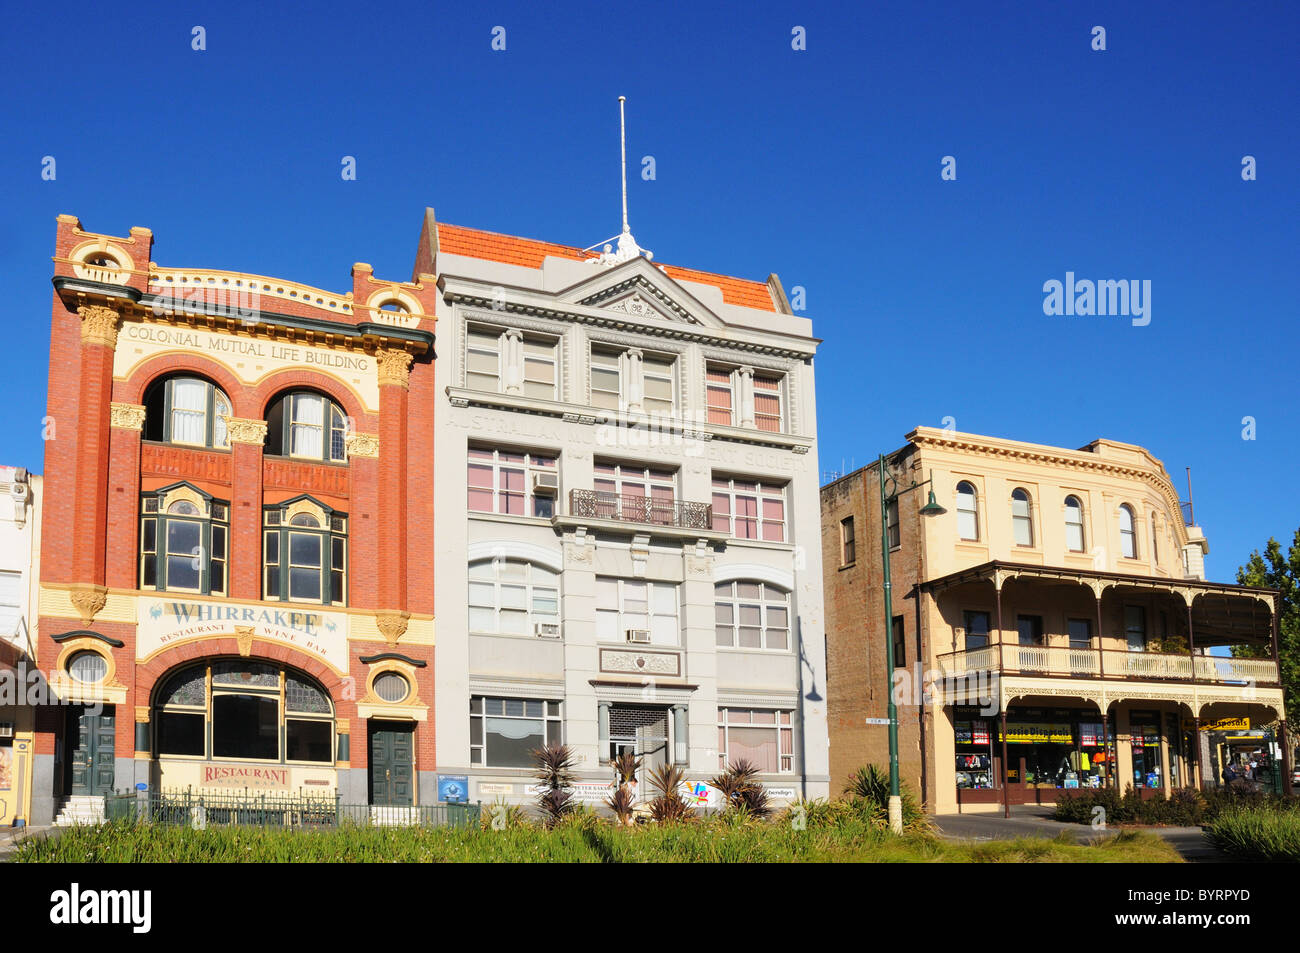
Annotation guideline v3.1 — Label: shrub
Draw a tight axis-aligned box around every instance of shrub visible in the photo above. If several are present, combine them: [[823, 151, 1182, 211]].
[[843, 764, 928, 832], [646, 763, 695, 824], [709, 759, 771, 819], [532, 743, 579, 827], [1204, 805, 1300, 861]]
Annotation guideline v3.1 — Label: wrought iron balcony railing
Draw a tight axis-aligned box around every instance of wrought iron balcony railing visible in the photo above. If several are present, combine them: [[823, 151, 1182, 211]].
[[935, 644, 1280, 686], [568, 488, 713, 531]]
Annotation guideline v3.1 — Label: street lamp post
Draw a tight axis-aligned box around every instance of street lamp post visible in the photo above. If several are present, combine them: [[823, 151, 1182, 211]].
[[877, 453, 946, 833]]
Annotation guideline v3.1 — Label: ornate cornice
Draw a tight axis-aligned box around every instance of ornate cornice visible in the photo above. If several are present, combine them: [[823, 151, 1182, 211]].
[[344, 431, 379, 458], [78, 305, 121, 348], [223, 416, 268, 445], [109, 402, 147, 431], [376, 349, 413, 388]]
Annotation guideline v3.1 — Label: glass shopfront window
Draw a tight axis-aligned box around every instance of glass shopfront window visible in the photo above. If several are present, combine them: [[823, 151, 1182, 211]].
[[994, 708, 1116, 791], [1130, 710, 1163, 788], [954, 710, 995, 790]]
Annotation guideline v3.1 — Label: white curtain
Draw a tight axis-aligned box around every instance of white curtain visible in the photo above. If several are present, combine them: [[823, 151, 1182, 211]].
[[291, 395, 324, 457], [170, 379, 207, 444]]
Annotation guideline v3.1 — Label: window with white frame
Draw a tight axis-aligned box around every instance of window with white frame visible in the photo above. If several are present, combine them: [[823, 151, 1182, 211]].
[[140, 485, 230, 596], [263, 499, 347, 606], [595, 577, 679, 646], [1011, 488, 1034, 547], [1065, 495, 1086, 552], [956, 481, 979, 541], [753, 375, 783, 432], [467, 558, 560, 636], [522, 337, 559, 399], [641, 355, 675, 416], [467, 447, 557, 518], [593, 462, 675, 521], [706, 367, 734, 425], [717, 708, 793, 773], [466, 326, 503, 391], [711, 477, 786, 541], [0, 570, 21, 638], [470, 697, 562, 767], [265, 391, 348, 463], [143, 375, 232, 450], [714, 581, 790, 650], [590, 348, 622, 410], [1119, 504, 1138, 558]]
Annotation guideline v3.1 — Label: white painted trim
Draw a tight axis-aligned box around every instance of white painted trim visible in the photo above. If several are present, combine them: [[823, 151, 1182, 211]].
[[712, 562, 794, 591], [467, 540, 564, 573]]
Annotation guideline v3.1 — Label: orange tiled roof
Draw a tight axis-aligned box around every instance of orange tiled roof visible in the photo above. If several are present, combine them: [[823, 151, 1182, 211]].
[[437, 223, 776, 312]]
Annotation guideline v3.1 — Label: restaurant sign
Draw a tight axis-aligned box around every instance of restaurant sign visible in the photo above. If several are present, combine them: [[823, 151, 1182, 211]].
[[200, 765, 289, 790], [138, 597, 348, 672]]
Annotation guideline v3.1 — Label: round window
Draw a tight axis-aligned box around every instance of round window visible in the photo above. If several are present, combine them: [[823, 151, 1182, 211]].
[[373, 672, 410, 703], [68, 651, 109, 684]]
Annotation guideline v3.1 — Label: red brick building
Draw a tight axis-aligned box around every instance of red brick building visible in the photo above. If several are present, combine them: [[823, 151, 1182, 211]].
[[32, 214, 437, 824]]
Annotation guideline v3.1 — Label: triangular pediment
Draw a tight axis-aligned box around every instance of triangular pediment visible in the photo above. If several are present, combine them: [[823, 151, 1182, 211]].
[[556, 256, 727, 329]]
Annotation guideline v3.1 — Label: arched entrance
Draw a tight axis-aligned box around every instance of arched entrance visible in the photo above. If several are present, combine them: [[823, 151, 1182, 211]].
[[151, 658, 336, 793]]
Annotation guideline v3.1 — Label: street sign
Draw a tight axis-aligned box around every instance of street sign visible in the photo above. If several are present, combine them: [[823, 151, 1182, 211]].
[[864, 718, 894, 726]]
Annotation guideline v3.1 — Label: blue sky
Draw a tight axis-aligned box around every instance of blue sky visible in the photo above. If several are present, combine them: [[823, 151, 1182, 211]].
[[1, 0, 1295, 581]]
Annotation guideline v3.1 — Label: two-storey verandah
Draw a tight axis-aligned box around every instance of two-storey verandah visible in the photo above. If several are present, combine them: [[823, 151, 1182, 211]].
[[922, 561, 1288, 813]]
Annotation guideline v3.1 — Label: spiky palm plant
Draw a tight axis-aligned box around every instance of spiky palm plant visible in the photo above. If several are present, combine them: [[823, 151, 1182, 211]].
[[647, 763, 694, 824], [604, 784, 637, 826], [610, 751, 642, 786], [710, 759, 771, 818], [844, 763, 926, 830], [532, 743, 579, 827]]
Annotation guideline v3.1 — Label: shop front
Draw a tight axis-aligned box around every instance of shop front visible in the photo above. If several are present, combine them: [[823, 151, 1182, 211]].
[[954, 705, 1117, 806], [150, 658, 338, 796]]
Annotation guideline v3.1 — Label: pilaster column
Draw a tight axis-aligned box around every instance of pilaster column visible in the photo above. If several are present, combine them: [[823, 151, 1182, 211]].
[[71, 306, 121, 594], [106, 403, 146, 590], [503, 328, 523, 394], [737, 365, 755, 428], [376, 349, 412, 631], [224, 416, 268, 600], [624, 348, 644, 413]]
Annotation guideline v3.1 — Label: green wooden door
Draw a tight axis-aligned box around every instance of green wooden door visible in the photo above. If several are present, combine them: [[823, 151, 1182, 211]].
[[69, 706, 116, 796], [369, 722, 414, 806]]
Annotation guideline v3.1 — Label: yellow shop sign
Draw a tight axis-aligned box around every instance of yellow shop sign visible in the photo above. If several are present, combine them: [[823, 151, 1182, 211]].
[[1201, 717, 1250, 731]]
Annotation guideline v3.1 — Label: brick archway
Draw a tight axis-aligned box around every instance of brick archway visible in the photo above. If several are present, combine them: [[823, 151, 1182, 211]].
[[116, 354, 255, 418], [251, 369, 374, 426], [137, 638, 350, 704]]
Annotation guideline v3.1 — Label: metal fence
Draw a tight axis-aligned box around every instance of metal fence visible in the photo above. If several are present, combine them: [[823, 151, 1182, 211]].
[[104, 788, 480, 829]]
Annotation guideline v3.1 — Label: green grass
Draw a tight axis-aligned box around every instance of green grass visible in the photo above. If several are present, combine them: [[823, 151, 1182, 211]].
[[1203, 806, 1300, 862], [12, 817, 1182, 863]]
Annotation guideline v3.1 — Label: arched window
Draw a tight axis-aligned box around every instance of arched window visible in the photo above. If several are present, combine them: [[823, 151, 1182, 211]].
[[1064, 496, 1085, 552], [263, 497, 348, 605], [143, 375, 232, 449], [154, 661, 334, 763], [714, 581, 790, 651], [1011, 489, 1034, 547], [468, 558, 560, 636], [140, 483, 229, 595], [265, 391, 348, 463], [956, 481, 979, 541], [1119, 504, 1137, 558]]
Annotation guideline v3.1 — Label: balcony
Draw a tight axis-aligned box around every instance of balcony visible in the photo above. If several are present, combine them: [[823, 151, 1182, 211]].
[[936, 644, 1280, 687], [553, 489, 726, 542]]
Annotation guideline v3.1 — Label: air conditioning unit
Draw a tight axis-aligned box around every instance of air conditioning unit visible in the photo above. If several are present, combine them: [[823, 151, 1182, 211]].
[[0, 723, 13, 739], [534, 622, 561, 639], [10, 483, 29, 503], [532, 471, 559, 494], [626, 628, 651, 644]]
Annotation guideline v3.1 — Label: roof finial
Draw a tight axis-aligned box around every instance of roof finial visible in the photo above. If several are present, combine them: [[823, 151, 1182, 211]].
[[588, 95, 652, 266]]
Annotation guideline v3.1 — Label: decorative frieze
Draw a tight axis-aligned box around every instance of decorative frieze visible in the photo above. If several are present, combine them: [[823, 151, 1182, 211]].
[[599, 647, 682, 677], [223, 416, 268, 445], [109, 402, 147, 431], [345, 431, 380, 458]]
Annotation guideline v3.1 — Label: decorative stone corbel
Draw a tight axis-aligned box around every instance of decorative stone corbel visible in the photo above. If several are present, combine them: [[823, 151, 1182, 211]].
[[69, 585, 109, 626], [376, 349, 414, 388], [235, 625, 254, 657], [109, 402, 147, 431], [78, 305, 121, 348], [375, 611, 411, 646]]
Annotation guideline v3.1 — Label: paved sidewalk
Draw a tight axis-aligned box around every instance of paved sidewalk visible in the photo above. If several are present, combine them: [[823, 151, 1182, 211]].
[[0, 826, 57, 862], [931, 807, 1225, 862]]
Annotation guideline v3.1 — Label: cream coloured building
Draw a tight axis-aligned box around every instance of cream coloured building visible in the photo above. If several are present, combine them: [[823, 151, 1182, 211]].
[[422, 212, 830, 805], [821, 427, 1287, 814]]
